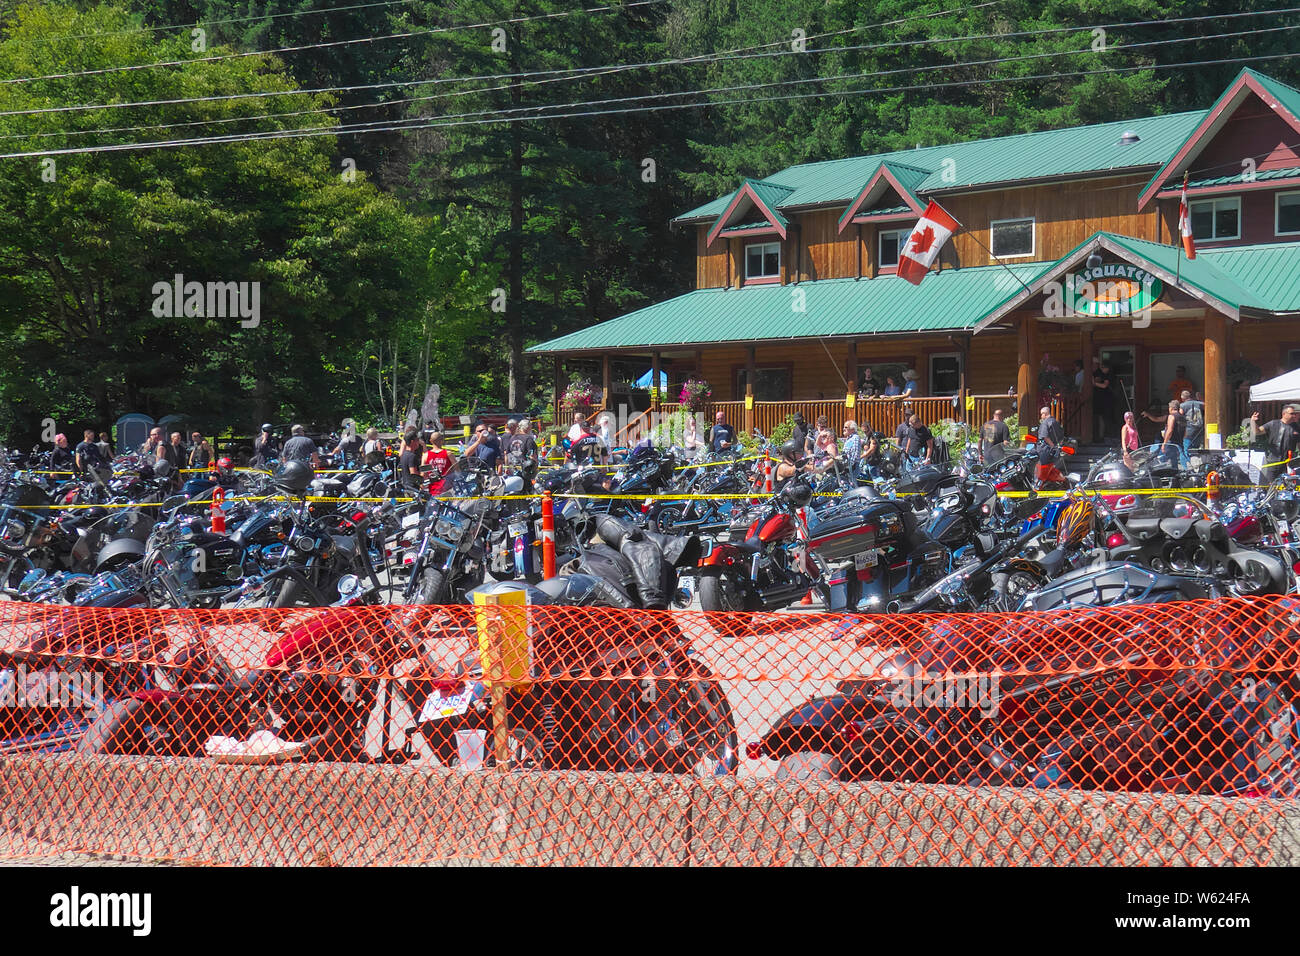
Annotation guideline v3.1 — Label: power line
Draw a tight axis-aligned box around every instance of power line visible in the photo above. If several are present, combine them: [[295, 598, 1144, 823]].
[[18, 0, 425, 45], [1, 4, 1291, 124], [0, 0, 669, 87], [4, 20, 1292, 150], [7, 6, 1295, 142], [5, 50, 1296, 160]]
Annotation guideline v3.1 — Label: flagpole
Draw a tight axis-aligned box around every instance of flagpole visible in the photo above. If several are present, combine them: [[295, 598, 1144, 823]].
[[1175, 172, 1188, 287]]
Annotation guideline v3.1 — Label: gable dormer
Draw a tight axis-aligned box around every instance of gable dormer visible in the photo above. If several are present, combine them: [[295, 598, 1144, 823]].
[[836, 161, 930, 233], [704, 178, 793, 247], [1137, 70, 1300, 246]]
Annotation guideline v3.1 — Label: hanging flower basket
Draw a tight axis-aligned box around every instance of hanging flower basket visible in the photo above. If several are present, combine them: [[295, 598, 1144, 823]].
[[561, 379, 595, 412], [678, 379, 712, 412]]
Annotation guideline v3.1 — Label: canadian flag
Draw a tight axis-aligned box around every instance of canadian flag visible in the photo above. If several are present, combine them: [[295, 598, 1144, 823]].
[[897, 200, 961, 285], [1178, 176, 1196, 260]]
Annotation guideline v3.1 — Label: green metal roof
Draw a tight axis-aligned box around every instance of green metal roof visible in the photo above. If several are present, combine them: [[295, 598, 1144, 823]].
[[527, 264, 1045, 353], [1249, 68, 1300, 126], [973, 231, 1300, 331], [856, 205, 911, 218], [1159, 165, 1300, 192], [1200, 243, 1300, 312], [675, 111, 1205, 222], [719, 220, 776, 233]]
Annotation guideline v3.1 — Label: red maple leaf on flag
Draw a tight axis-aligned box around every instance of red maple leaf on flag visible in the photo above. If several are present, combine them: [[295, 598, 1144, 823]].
[[909, 225, 936, 255]]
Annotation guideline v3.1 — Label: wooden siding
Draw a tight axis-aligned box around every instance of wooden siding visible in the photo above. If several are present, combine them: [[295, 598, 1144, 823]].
[[696, 225, 728, 288]]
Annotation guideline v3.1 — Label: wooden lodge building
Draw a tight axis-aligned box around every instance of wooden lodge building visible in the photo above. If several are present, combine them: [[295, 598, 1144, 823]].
[[530, 68, 1300, 445]]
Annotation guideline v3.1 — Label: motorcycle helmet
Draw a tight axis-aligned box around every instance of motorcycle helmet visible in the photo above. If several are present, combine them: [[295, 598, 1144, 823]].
[[272, 459, 315, 495], [781, 480, 813, 509], [780, 440, 801, 462], [217, 456, 235, 480], [501, 475, 524, 495]]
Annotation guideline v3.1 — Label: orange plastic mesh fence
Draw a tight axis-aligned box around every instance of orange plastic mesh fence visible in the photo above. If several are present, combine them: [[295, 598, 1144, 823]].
[[1, 597, 1298, 865]]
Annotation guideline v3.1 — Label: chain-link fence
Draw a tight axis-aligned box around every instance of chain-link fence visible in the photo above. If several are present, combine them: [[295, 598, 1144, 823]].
[[1, 597, 1298, 865]]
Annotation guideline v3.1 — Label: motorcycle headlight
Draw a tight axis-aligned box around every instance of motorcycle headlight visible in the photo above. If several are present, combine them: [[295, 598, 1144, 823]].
[[937, 575, 968, 606], [433, 512, 469, 541]]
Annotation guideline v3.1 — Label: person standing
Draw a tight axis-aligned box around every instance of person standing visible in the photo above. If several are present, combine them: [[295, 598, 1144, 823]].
[[1167, 365, 1196, 402], [1036, 406, 1064, 459], [840, 420, 864, 478], [1250, 405, 1300, 484], [707, 410, 736, 453], [979, 408, 1010, 464], [362, 427, 385, 466], [1121, 411, 1141, 469], [789, 413, 808, 459], [75, 429, 107, 480], [95, 431, 113, 463], [188, 433, 212, 470], [1178, 390, 1205, 456], [897, 413, 933, 466], [397, 428, 424, 492], [157, 431, 182, 488], [331, 427, 363, 469], [883, 376, 902, 397], [464, 422, 502, 471], [1156, 399, 1186, 463], [252, 424, 279, 468], [280, 424, 320, 469], [682, 414, 703, 458], [1092, 362, 1114, 442], [50, 434, 75, 472], [423, 431, 454, 494], [901, 369, 919, 396], [141, 427, 164, 458], [502, 420, 538, 487], [566, 413, 588, 444], [1072, 359, 1085, 391], [858, 368, 878, 398]]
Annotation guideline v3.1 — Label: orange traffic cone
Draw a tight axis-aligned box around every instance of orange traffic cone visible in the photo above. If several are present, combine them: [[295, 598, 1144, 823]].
[[801, 590, 814, 605], [211, 486, 226, 534]]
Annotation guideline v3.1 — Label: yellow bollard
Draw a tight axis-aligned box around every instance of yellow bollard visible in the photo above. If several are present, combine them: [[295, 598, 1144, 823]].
[[473, 588, 531, 771]]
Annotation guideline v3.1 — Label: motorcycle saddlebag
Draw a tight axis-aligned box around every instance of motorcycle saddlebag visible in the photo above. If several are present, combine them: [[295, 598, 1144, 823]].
[[806, 501, 903, 562]]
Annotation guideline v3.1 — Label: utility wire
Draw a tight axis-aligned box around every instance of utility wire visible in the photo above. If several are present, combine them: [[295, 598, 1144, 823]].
[[4, 50, 1296, 160]]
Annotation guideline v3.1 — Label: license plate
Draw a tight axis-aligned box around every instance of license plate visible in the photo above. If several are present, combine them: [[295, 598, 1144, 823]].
[[419, 690, 470, 722], [508, 523, 527, 537]]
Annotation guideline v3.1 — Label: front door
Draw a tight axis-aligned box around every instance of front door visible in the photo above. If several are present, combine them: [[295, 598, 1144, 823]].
[[1099, 346, 1136, 415], [929, 353, 962, 396]]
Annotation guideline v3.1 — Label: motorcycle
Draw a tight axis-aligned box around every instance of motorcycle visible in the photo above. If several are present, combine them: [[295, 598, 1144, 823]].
[[753, 563, 1299, 796]]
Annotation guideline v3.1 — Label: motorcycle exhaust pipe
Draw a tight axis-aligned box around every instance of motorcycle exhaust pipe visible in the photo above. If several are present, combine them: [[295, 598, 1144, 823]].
[[884, 600, 903, 615]]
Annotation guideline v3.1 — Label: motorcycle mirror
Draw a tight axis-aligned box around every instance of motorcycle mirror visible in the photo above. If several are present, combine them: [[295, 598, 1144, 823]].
[[336, 574, 361, 597], [1067, 472, 1082, 484]]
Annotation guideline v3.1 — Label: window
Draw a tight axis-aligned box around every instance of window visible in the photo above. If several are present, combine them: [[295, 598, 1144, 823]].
[[878, 228, 908, 269], [745, 241, 781, 279], [929, 353, 962, 395], [736, 367, 792, 401], [1277, 192, 1300, 236], [990, 218, 1034, 257], [1190, 197, 1240, 241]]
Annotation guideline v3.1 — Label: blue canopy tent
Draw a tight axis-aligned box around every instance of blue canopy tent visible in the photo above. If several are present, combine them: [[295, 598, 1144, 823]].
[[634, 368, 669, 389]]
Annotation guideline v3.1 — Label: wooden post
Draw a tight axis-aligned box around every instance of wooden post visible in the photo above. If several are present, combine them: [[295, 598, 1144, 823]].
[[553, 357, 562, 431], [601, 353, 611, 416], [1079, 325, 1094, 443], [846, 339, 858, 392], [651, 351, 661, 411], [1017, 315, 1039, 429], [1205, 312, 1229, 448], [746, 345, 757, 435]]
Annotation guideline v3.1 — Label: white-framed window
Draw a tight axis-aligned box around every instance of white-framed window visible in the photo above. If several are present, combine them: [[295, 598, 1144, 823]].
[[878, 228, 908, 269], [990, 217, 1035, 257], [744, 241, 781, 279], [1277, 191, 1300, 236], [1190, 196, 1240, 241]]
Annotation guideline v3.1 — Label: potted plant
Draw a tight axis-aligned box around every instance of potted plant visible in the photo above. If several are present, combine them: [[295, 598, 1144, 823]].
[[678, 379, 712, 412], [561, 379, 595, 413]]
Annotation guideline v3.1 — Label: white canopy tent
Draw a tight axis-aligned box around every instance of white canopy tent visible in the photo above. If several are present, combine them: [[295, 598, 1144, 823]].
[[1250, 368, 1300, 403]]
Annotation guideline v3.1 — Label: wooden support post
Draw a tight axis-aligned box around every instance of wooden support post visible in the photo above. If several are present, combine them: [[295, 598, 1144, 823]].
[[651, 351, 661, 411], [1017, 315, 1040, 430], [1079, 325, 1094, 443], [601, 354, 611, 416], [1205, 312, 1229, 448], [846, 339, 858, 393], [553, 357, 562, 431], [746, 345, 757, 436]]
